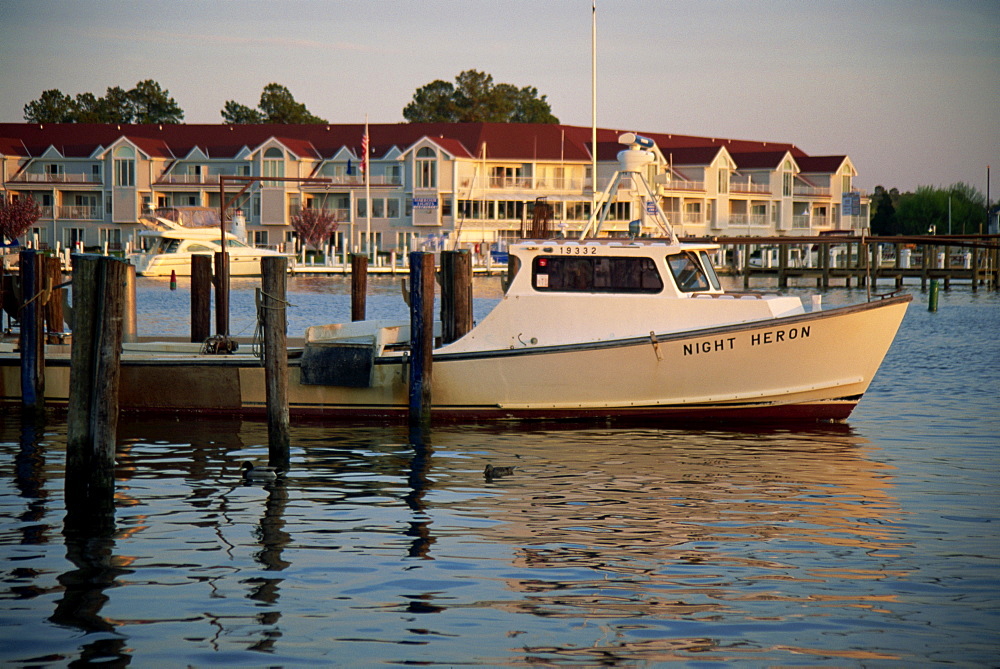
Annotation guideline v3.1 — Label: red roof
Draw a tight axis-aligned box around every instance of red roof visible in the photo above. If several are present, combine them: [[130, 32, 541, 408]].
[[0, 122, 822, 167]]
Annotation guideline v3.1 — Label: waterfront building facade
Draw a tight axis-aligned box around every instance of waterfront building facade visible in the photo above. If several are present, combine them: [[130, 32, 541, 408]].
[[0, 122, 868, 254]]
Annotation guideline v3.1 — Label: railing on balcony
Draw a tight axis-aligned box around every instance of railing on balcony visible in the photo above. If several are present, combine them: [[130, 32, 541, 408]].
[[792, 215, 811, 229], [730, 180, 771, 194], [729, 214, 772, 228], [793, 185, 831, 197], [56, 205, 101, 220], [9, 172, 102, 184], [488, 176, 533, 189], [307, 175, 402, 187], [156, 173, 222, 185], [659, 179, 706, 192], [288, 205, 351, 222]]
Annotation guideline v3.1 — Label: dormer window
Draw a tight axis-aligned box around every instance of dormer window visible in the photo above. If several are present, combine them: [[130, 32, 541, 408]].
[[263, 147, 284, 186], [114, 146, 135, 187], [416, 147, 436, 189]]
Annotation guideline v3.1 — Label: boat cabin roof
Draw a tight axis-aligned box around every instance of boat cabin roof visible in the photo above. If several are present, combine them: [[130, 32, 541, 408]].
[[506, 238, 724, 298]]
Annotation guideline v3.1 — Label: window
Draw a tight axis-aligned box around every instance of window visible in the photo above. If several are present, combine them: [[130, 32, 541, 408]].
[[99, 228, 122, 249], [253, 230, 269, 248], [114, 146, 135, 187], [717, 169, 729, 194], [667, 252, 712, 292], [263, 147, 284, 186], [782, 160, 793, 197], [64, 227, 86, 248], [46, 163, 64, 177], [416, 147, 436, 189], [387, 198, 400, 218], [532, 255, 663, 293]]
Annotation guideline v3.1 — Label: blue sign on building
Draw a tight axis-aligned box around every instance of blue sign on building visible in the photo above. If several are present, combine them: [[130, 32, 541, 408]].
[[412, 197, 438, 209]]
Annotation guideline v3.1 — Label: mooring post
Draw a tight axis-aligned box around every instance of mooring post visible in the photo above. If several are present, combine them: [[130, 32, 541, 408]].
[[123, 263, 138, 343], [261, 256, 290, 467], [43, 255, 65, 343], [440, 249, 473, 344], [19, 250, 44, 414], [214, 251, 230, 336], [742, 243, 751, 289], [65, 254, 128, 515], [928, 278, 940, 312], [408, 252, 435, 426], [191, 255, 212, 343], [777, 243, 788, 288], [351, 253, 368, 321]]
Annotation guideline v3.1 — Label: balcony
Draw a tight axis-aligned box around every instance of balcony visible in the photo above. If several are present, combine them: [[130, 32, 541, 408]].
[[658, 179, 705, 192], [730, 179, 771, 194], [793, 185, 831, 197], [9, 172, 101, 184], [57, 205, 101, 220], [288, 205, 350, 222], [155, 173, 222, 185]]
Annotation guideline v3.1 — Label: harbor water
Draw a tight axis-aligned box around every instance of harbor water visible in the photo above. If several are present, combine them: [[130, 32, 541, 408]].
[[1, 276, 998, 666]]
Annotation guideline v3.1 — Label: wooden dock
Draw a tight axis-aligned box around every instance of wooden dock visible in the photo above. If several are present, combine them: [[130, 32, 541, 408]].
[[703, 235, 1000, 290]]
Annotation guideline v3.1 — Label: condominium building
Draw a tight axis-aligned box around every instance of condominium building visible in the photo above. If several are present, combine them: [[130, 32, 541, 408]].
[[0, 122, 867, 253]]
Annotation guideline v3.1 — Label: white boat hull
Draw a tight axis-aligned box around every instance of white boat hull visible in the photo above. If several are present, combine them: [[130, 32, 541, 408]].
[[0, 294, 908, 424]]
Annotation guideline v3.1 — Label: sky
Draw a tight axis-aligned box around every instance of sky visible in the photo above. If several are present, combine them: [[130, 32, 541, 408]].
[[2, 0, 997, 195]]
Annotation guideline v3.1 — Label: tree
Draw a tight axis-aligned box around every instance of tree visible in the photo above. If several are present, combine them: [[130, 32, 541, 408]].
[[290, 208, 338, 251], [892, 183, 986, 235], [130, 79, 184, 123], [23, 89, 76, 123], [869, 185, 899, 235], [0, 196, 42, 244], [221, 100, 265, 124], [221, 83, 326, 124], [403, 69, 559, 123], [22, 81, 185, 124]]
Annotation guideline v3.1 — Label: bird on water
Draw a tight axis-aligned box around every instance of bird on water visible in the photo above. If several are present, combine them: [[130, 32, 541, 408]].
[[240, 461, 281, 482], [484, 464, 516, 480]]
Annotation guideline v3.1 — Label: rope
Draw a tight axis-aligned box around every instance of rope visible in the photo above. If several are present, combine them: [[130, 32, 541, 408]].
[[252, 288, 295, 359]]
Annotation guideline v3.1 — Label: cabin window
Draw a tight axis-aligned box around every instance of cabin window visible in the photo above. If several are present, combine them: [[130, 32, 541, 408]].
[[699, 251, 722, 290], [667, 252, 712, 292], [532, 255, 662, 293]]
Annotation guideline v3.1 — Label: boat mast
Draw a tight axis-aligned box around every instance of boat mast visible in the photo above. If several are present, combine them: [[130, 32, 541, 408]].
[[591, 0, 598, 238]]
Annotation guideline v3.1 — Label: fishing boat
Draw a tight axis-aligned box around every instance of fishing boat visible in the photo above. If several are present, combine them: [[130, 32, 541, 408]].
[[0, 134, 910, 423], [127, 207, 290, 277]]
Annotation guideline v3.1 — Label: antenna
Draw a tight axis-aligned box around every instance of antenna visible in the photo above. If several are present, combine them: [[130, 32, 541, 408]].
[[578, 134, 675, 242]]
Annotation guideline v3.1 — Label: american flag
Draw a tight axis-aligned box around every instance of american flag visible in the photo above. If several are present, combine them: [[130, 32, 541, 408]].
[[360, 127, 369, 175]]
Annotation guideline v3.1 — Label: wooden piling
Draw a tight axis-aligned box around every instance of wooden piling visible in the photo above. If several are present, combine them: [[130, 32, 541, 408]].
[[43, 255, 65, 343], [260, 256, 290, 466], [19, 250, 44, 414], [351, 253, 368, 321], [440, 249, 473, 344], [191, 255, 212, 342], [408, 252, 435, 425], [65, 255, 128, 512], [214, 251, 229, 336], [777, 244, 788, 288], [742, 243, 751, 289], [123, 263, 138, 343]]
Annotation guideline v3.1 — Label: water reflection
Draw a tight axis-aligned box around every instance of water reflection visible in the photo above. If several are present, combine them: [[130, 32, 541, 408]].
[[0, 414, 915, 665]]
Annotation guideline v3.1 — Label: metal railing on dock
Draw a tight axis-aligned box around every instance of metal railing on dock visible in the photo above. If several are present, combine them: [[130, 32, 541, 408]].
[[700, 234, 1000, 291]]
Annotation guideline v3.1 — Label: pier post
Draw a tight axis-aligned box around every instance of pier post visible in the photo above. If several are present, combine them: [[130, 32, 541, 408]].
[[43, 255, 65, 343], [777, 243, 788, 288], [260, 256, 290, 467], [351, 253, 368, 321], [440, 249, 473, 344], [191, 255, 212, 343], [123, 263, 137, 343], [214, 251, 230, 336], [18, 250, 44, 414], [821, 242, 831, 289], [408, 252, 435, 426], [742, 243, 751, 289], [65, 254, 128, 515], [971, 246, 980, 291]]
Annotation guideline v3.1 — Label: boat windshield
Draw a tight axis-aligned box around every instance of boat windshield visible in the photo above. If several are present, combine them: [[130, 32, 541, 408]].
[[667, 252, 713, 292], [143, 238, 181, 254], [532, 255, 663, 293]]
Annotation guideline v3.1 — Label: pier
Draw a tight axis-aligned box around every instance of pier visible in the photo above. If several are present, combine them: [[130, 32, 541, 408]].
[[706, 235, 1000, 290]]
